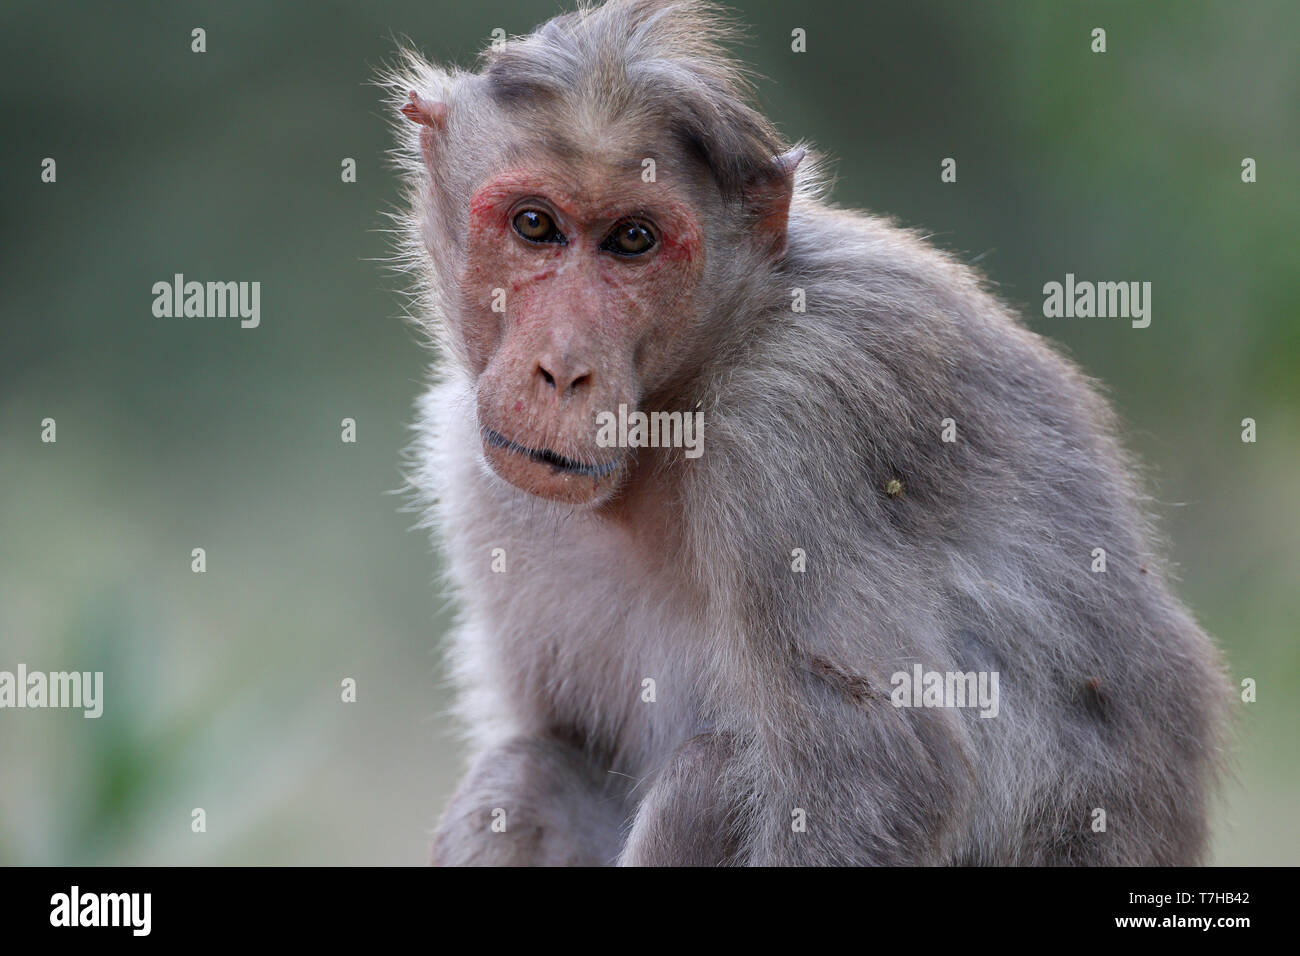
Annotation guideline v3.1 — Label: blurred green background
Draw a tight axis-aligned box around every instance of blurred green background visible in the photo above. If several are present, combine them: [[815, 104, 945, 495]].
[[1, 0, 1296, 865]]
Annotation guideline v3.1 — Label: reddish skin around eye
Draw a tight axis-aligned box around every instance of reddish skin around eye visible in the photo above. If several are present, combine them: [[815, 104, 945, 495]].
[[468, 188, 508, 224], [655, 230, 699, 263], [510, 270, 556, 294], [459, 163, 707, 508]]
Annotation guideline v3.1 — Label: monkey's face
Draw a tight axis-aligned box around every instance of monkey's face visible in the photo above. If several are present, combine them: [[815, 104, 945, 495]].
[[458, 162, 707, 506]]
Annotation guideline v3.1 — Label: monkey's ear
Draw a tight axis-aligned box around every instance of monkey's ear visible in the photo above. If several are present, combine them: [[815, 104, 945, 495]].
[[746, 147, 805, 259], [401, 90, 448, 130]]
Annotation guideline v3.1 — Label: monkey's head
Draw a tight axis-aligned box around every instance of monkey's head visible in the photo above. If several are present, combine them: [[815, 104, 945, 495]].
[[395, 0, 802, 506]]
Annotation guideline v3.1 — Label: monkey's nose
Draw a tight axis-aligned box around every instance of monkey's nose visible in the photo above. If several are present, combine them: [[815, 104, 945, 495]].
[[535, 356, 593, 396]]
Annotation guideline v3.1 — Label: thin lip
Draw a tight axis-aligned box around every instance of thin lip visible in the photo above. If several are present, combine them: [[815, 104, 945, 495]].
[[482, 427, 620, 479]]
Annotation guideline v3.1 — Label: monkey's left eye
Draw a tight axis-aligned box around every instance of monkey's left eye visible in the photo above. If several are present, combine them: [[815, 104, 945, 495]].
[[601, 220, 656, 257], [513, 209, 564, 244]]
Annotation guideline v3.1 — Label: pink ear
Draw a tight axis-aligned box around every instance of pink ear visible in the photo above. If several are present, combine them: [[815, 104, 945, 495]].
[[401, 90, 448, 130], [750, 148, 805, 258], [774, 147, 807, 181]]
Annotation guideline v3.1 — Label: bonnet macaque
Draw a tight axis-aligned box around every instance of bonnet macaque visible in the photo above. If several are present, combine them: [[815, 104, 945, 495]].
[[388, 0, 1228, 865]]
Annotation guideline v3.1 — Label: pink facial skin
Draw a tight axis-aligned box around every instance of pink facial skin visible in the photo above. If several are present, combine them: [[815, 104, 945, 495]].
[[457, 162, 707, 507]]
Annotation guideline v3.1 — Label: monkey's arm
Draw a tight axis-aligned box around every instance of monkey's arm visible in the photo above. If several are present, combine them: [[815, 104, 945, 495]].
[[431, 735, 626, 866], [620, 681, 976, 866], [618, 733, 743, 866]]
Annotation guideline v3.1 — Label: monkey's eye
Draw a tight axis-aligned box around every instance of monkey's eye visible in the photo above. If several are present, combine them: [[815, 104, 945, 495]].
[[601, 220, 656, 257], [513, 209, 563, 244]]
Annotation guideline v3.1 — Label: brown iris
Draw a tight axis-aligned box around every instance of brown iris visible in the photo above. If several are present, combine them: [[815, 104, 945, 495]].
[[602, 220, 655, 256], [513, 209, 561, 243]]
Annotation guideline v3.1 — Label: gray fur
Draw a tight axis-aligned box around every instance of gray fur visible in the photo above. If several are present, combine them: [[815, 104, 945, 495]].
[[385, 0, 1230, 866]]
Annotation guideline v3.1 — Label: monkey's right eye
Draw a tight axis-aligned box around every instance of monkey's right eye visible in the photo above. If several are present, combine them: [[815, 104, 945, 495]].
[[513, 209, 564, 244]]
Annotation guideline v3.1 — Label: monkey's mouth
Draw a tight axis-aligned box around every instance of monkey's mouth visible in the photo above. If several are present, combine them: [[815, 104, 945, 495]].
[[482, 428, 620, 479]]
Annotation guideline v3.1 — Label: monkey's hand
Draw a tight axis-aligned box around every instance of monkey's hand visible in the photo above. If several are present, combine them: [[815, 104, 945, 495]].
[[431, 735, 625, 866], [618, 732, 742, 866]]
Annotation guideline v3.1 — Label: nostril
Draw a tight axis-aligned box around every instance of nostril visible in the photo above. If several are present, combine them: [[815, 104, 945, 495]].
[[535, 358, 592, 395]]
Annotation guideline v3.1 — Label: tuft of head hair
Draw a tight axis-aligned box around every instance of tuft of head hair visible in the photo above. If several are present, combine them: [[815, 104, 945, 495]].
[[482, 0, 786, 198]]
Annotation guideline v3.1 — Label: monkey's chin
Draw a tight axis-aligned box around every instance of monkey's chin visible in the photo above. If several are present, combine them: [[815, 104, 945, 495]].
[[480, 429, 625, 506]]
